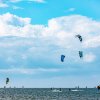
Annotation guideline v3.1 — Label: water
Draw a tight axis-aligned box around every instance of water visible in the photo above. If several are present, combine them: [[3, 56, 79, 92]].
[[0, 88, 100, 100]]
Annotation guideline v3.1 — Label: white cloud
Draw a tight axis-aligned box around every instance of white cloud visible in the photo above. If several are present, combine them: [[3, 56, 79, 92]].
[[9, 0, 22, 3], [0, 13, 100, 49], [83, 35, 100, 48], [65, 8, 76, 12], [2, 0, 46, 4], [12, 6, 23, 9], [0, 2, 8, 8], [0, 13, 100, 44], [68, 8, 75, 12], [29, 0, 46, 3], [0, 13, 31, 37], [0, 13, 100, 65], [0, 68, 62, 74], [0, 12, 30, 26], [83, 53, 96, 62]]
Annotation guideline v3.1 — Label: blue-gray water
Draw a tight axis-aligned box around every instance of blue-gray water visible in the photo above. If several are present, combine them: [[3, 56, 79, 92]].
[[0, 88, 100, 100]]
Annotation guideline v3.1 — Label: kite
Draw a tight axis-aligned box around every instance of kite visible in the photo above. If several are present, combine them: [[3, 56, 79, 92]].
[[6, 77, 9, 84], [79, 51, 83, 58], [61, 55, 65, 62], [76, 34, 82, 42]]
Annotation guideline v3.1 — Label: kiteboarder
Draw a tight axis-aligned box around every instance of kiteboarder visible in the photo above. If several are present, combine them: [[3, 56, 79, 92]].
[[6, 77, 9, 84], [97, 85, 100, 90], [61, 55, 65, 62]]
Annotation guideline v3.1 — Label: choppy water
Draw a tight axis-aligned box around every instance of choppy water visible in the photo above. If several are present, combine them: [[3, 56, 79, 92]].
[[0, 88, 100, 100]]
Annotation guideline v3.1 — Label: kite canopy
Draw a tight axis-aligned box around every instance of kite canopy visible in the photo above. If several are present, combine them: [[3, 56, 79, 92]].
[[79, 51, 83, 58], [61, 55, 65, 62], [6, 77, 9, 84], [76, 34, 82, 42]]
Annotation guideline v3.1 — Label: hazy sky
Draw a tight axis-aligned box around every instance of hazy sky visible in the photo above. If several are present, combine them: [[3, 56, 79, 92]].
[[0, 0, 100, 88]]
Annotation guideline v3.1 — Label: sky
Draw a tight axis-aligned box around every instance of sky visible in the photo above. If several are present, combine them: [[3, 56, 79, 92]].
[[0, 0, 100, 88]]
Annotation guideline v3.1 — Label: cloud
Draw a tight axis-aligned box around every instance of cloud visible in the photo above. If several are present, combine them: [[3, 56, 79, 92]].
[[0, 68, 62, 74], [65, 8, 76, 12], [83, 53, 96, 62], [68, 8, 76, 12], [0, 0, 23, 10], [0, 12, 30, 27], [9, 0, 22, 3], [0, 13, 100, 49], [29, 0, 46, 3], [9, 0, 46, 3], [0, 2, 8, 8], [1, 0, 46, 4], [0, 13, 100, 52], [12, 6, 23, 9], [83, 35, 100, 48]]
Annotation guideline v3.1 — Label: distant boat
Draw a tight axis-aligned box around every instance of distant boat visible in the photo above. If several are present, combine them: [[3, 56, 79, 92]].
[[52, 89, 62, 92], [97, 85, 100, 90], [22, 86, 24, 88], [4, 86, 6, 88], [71, 89, 83, 91]]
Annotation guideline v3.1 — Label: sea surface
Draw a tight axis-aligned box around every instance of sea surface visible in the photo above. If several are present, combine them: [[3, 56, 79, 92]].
[[0, 88, 100, 100]]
